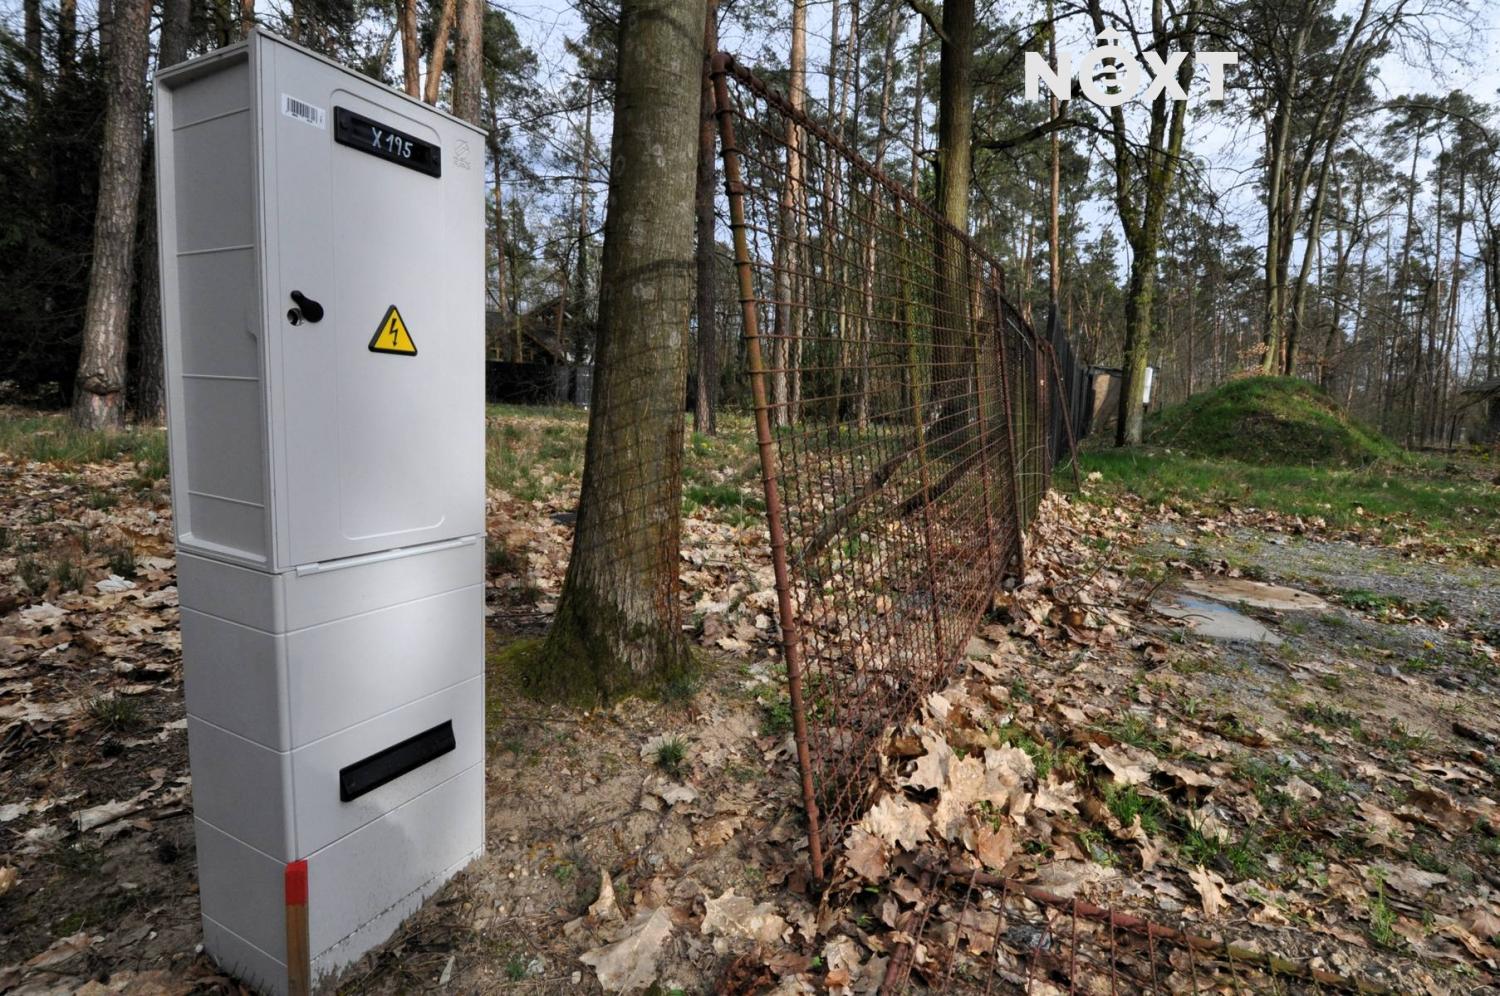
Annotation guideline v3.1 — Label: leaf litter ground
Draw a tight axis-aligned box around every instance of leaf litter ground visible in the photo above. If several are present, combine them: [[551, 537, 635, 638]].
[[1, 407, 1497, 994]]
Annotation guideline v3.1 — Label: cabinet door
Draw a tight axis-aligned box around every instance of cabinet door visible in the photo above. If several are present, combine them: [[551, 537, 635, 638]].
[[264, 41, 483, 567]]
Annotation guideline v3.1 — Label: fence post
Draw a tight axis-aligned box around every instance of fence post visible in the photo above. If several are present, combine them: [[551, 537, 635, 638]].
[[990, 278, 1028, 576], [710, 53, 826, 885]]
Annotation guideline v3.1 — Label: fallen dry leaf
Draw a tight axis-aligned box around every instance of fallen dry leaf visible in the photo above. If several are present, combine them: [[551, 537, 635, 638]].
[[702, 888, 787, 952], [579, 905, 674, 993], [588, 870, 622, 923], [844, 828, 888, 882], [1089, 743, 1155, 785], [859, 794, 930, 851], [1189, 864, 1226, 919], [25, 931, 91, 968]]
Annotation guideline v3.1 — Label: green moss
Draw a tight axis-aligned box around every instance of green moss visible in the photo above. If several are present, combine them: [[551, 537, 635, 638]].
[[499, 591, 699, 708], [1143, 376, 1401, 466]]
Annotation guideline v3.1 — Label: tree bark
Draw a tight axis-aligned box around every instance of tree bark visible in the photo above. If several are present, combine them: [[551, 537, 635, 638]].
[[423, 0, 457, 105], [452, 0, 482, 123], [931, 0, 975, 451], [693, 0, 719, 434], [72, 0, 150, 430], [573, 81, 594, 369], [58, 0, 77, 76], [399, 0, 421, 98], [769, 0, 807, 425], [133, 0, 193, 423], [98, 0, 114, 59], [239, 0, 254, 39], [530, 0, 705, 703], [23, 0, 42, 97], [487, 94, 510, 357], [1046, 0, 1060, 342]]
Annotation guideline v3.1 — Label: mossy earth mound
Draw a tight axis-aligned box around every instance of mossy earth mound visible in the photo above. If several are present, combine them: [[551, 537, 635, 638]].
[[1145, 376, 1401, 466]]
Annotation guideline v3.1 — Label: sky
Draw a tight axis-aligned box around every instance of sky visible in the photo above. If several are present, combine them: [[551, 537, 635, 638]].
[[500, 0, 1500, 250], [2, 0, 1496, 358]]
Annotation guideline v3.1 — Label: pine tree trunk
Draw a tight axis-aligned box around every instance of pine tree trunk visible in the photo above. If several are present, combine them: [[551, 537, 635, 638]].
[[133, 0, 192, 423], [573, 82, 594, 371], [58, 0, 77, 75], [769, 0, 807, 426], [72, 0, 150, 430], [530, 0, 705, 704], [23, 0, 42, 97], [399, 0, 420, 98], [487, 104, 510, 358], [453, 0, 482, 123], [423, 0, 457, 105], [1046, 0, 1060, 342], [693, 0, 718, 435]]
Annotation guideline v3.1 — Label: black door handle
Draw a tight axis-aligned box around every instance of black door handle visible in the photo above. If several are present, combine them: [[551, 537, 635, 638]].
[[290, 290, 324, 323]]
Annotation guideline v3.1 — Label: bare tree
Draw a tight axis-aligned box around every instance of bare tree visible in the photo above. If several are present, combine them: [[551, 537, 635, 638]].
[[71, 0, 151, 430], [1084, 0, 1201, 446]]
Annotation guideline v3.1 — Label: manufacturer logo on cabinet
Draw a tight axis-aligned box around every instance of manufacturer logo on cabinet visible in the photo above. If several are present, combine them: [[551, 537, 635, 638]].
[[1025, 30, 1237, 107], [369, 305, 418, 356]]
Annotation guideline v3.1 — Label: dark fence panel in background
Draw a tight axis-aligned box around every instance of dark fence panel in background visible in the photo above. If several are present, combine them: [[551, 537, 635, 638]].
[[485, 362, 592, 407]]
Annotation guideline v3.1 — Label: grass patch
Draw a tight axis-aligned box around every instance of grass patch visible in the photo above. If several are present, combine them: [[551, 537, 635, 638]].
[[47, 556, 85, 594], [85, 694, 144, 733], [1074, 448, 1497, 561], [1294, 701, 1361, 733], [1367, 869, 1401, 949], [762, 696, 798, 735], [990, 723, 1073, 781], [683, 481, 763, 525], [1098, 714, 1172, 755], [1339, 588, 1449, 622], [104, 543, 136, 578], [0, 412, 168, 467], [652, 735, 689, 777], [1102, 783, 1166, 836], [1179, 821, 1265, 880]]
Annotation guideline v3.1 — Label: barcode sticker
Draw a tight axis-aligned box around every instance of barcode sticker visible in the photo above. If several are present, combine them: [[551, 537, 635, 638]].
[[281, 93, 327, 129]]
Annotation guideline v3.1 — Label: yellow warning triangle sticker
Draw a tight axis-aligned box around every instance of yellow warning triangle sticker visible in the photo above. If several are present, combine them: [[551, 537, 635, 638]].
[[368, 304, 418, 356]]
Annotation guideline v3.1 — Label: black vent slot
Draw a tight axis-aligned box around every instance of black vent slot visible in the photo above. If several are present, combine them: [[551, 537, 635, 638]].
[[339, 720, 455, 802]]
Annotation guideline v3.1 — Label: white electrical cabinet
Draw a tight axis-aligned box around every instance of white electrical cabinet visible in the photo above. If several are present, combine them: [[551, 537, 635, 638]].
[[155, 30, 486, 994]]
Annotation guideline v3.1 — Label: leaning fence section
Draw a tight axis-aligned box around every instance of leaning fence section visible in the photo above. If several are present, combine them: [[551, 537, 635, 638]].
[[711, 54, 1087, 880]]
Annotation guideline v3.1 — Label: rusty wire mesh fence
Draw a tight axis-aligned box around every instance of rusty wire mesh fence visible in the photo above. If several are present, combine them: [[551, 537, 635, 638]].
[[710, 54, 1086, 879], [708, 55, 1377, 996], [877, 859, 1368, 994]]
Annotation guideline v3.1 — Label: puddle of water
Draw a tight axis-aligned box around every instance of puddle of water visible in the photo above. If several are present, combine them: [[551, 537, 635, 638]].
[[1153, 593, 1283, 645]]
